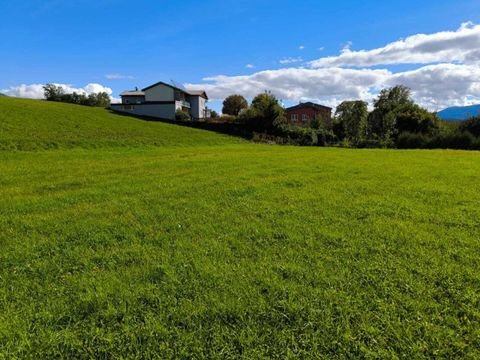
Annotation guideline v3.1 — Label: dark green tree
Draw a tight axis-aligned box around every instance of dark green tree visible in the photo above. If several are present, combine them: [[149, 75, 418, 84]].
[[394, 103, 438, 135], [368, 85, 413, 141], [95, 92, 111, 107], [222, 95, 248, 116], [43, 84, 64, 102], [241, 91, 286, 132], [335, 100, 368, 144]]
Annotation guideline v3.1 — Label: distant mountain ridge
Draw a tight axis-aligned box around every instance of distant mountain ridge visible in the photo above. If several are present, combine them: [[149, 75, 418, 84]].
[[437, 104, 480, 121]]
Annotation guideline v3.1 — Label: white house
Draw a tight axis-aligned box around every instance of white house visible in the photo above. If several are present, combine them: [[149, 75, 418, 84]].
[[111, 81, 210, 121]]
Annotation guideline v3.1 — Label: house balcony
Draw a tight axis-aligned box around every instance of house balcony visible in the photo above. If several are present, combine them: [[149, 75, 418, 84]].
[[176, 100, 191, 109]]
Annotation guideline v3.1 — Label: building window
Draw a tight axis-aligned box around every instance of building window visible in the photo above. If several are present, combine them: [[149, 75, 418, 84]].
[[302, 114, 309, 121], [125, 99, 129, 104], [291, 114, 298, 121]]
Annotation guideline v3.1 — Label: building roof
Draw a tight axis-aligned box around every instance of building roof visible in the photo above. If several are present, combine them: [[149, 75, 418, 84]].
[[141, 81, 208, 99], [120, 90, 145, 96], [186, 90, 209, 100], [286, 102, 332, 112]]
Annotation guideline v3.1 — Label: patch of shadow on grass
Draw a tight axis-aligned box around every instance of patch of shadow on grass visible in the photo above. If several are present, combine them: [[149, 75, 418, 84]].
[[278, 180, 305, 189], [35, 181, 86, 194], [227, 186, 257, 198]]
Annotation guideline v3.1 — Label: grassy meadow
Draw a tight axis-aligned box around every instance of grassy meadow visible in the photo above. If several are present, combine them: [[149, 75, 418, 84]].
[[1, 98, 480, 358]]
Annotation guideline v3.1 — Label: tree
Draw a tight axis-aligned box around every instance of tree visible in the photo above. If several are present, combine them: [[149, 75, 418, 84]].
[[210, 110, 219, 118], [240, 91, 286, 132], [222, 95, 248, 116], [335, 101, 368, 144], [368, 85, 412, 140], [394, 103, 438, 135], [43, 84, 64, 102], [95, 92, 111, 107], [369, 85, 429, 142]]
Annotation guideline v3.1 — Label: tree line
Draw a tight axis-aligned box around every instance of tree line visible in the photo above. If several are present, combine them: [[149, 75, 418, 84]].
[[43, 84, 111, 107], [217, 86, 480, 150]]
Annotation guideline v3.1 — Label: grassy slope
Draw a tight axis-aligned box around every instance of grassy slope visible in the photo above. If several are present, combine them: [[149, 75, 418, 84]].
[[1, 98, 480, 358], [0, 97, 241, 150]]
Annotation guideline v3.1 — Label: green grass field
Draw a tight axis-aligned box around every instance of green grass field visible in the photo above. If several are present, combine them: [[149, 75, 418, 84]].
[[1, 98, 480, 358]]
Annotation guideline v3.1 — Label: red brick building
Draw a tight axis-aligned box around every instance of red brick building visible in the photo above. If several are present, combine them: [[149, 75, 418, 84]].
[[285, 102, 332, 126]]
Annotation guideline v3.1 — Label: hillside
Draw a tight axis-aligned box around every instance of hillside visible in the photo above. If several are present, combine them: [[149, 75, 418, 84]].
[[0, 97, 241, 150], [1, 96, 480, 357], [437, 104, 480, 121]]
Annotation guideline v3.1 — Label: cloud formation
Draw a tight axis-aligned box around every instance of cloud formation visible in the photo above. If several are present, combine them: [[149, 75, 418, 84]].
[[187, 63, 480, 110], [310, 22, 480, 68], [187, 23, 480, 110], [1, 83, 114, 100]]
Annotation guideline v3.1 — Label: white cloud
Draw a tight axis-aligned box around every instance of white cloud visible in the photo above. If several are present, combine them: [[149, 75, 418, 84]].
[[1, 83, 114, 100], [1, 84, 46, 99], [279, 57, 304, 65], [105, 73, 135, 80], [186, 67, 389, 107], [245, 64, 255, 69], [310, 22, 480, 68], [299, 45, 305, 50], [186, 63, 480, 110]]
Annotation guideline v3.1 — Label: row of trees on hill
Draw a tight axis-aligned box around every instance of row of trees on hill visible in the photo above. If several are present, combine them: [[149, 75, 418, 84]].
[[43, 84, 111, 107], [216, 86, 480, 149]]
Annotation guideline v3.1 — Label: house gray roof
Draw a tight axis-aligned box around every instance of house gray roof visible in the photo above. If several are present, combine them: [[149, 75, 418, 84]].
[[120, 90, 145, 96], [141, 81, 208, 100], [186, 90, 208, 99]]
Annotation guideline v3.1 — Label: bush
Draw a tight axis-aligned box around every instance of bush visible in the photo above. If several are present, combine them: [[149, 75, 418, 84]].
[[218, 115, 237, 123], [459, 117, 480, 137], [175, 109, 191, 122], [396, 132, 428, 149], [447, 131, 476, 149], [270, 119, 336, 146], [425, 132, 474, 150]]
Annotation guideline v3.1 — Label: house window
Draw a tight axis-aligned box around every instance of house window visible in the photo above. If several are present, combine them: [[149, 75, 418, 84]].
[[302, 114, 309, 121], [125, 99, 129, 104], [291, 114, 298, 121]]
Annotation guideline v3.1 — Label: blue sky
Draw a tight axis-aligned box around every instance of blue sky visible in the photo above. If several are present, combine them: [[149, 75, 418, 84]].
[[1, 0, 480, 111]]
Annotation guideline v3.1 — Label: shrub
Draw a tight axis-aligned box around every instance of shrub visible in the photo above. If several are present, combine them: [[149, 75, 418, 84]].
[[459, 117, 480, 137], [218, 115, 237, 123], [396, 132, 428, 149], [175, 109, 191, 122], [265, 125, 331, 146], [448, 131, 476, 149]]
